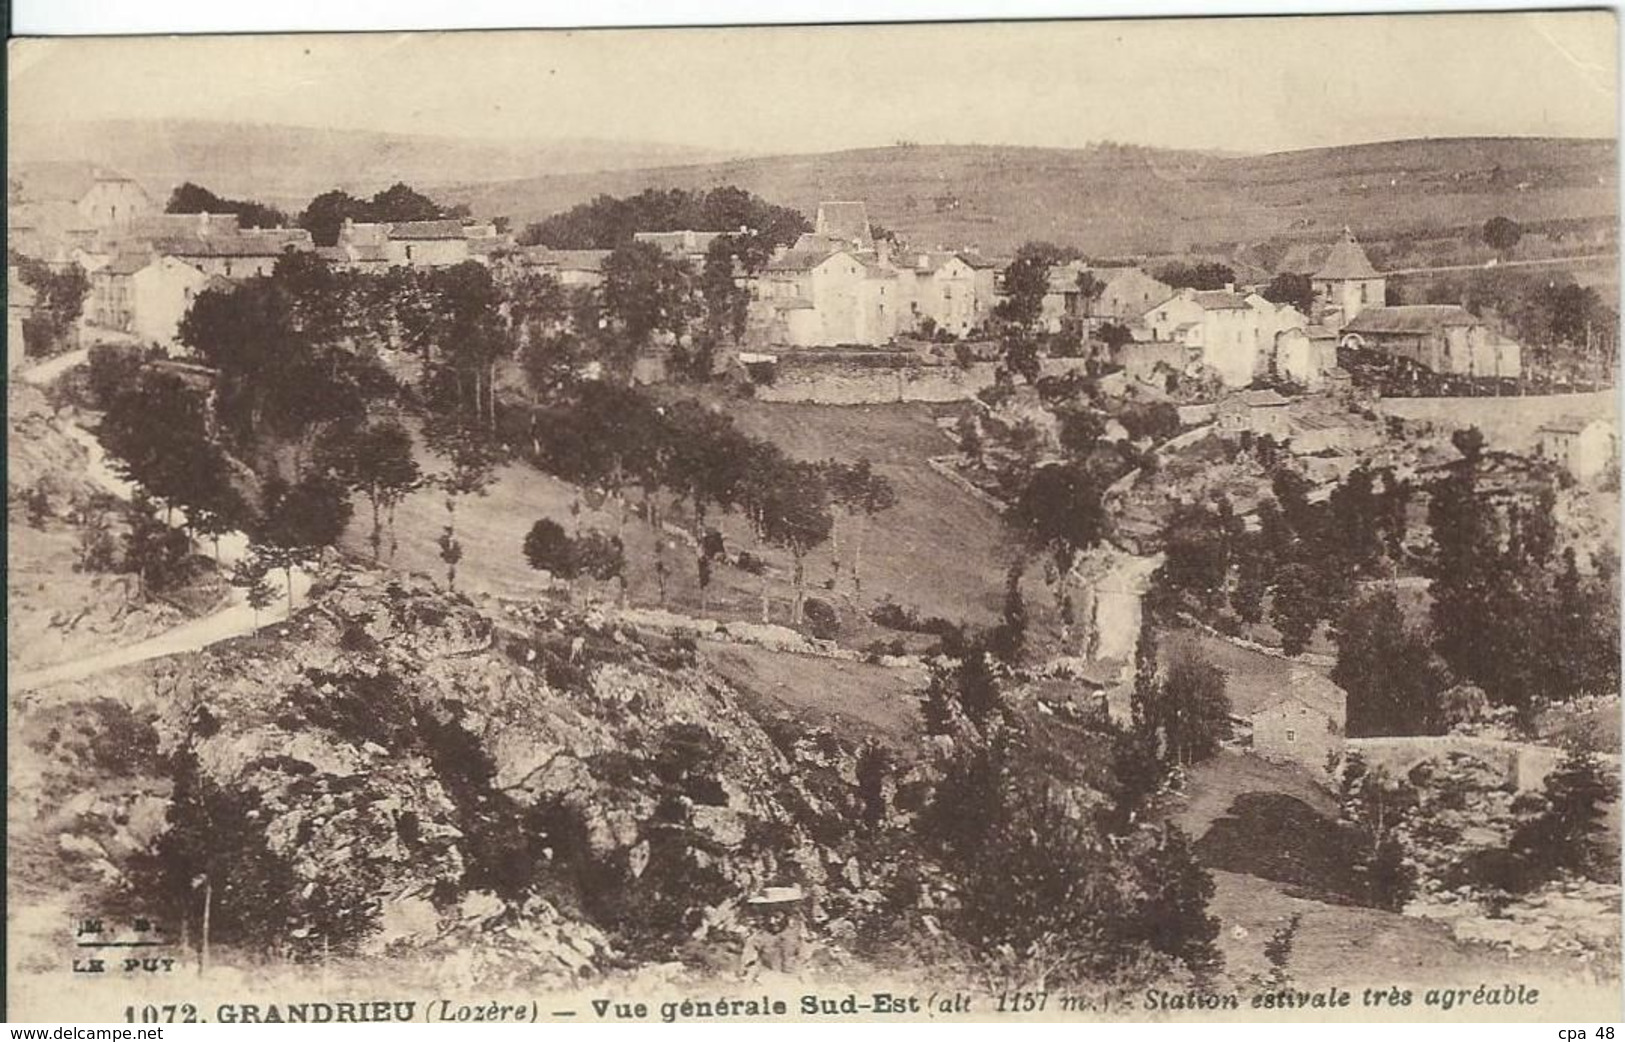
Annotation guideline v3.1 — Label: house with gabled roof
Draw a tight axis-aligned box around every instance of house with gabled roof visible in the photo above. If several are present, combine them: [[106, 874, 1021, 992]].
[[156, 226, 315, 279], [757, 244, 895, 346], [634, 229, 726, 264], [893, 249, 981, 336], [1141, 286, 1304, 388], [1340, 304, 1522, 379], [88, 253, 220, 347], [333, 218, 471, 269], [1242, 667, 1347, 770], [1535, 416, 1618, 484]]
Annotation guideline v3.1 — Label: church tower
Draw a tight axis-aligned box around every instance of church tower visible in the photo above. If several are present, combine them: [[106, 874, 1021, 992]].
[[1311, 227, 1385, 328]]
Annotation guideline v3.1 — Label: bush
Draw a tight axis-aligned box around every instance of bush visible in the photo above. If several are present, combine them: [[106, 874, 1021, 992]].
[[869, 598, 958, 636], [866, 637, 908, 661], [802, 597, 840, 640], [734, 551, 766, 575]]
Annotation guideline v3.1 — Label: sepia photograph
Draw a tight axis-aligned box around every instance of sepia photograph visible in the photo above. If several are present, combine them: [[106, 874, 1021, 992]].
[[5, 8, 1621, 1025]]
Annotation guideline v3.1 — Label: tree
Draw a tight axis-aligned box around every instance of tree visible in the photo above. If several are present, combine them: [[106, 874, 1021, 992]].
[[296, 189, 366, 247], [821, 457, 897, 594], [600, 241, 697, 373], [424, 417, 504, 592], [411, 261, 511, 425], [995, 243, 1069, 332], [100, 374, 223, 523], [255, 473, 352, 613], [522, 519, 623, 603], [1156, 261, 1236, 291], [1270, 561, 1321, 656], [122, 492, 190, 601], [1156, 647, 1231, 766], [920, 645, 1005, 736], [1161, 499, 1239, 611], [519, 185, 808, 251], [296, 183, 461, 246], [166, 182, 286, 228], [15, 256, 90, 357], [1098, 321, 1134, 352], [228, 555, 276, 628], [1075, 269, 1105, 319], [1482, 216, 1523, 258], [523, 518, 578, 593], [1336, 754, 1418, 910], [1509, 745, 1618, 886], [1009, 461, 1109, 629], [185, 468, 252, 565], [699, 234, 753, 347], [572, 529, 628, 603], [756, 460, 834, 625], [1260, 272, 1314, 315], [317, 420, 422, 561], [1332, 590, 1446, 737]]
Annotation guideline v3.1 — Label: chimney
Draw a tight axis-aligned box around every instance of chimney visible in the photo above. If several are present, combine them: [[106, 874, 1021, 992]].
[[876, 238, 891, 267], [1224, 281, 1235, 294]]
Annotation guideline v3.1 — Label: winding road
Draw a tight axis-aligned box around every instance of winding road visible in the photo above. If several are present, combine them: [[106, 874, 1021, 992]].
[[10, 351, 311, 694]]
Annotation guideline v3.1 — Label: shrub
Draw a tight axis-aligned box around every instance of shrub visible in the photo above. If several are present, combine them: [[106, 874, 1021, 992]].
[[802, 597, 840, 640], [869, 598, 958, 636], [734, 551, 766, 575]]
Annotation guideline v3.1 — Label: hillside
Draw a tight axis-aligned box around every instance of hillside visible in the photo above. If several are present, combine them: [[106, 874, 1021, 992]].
[[8, 119, 741, 210], [438, 137, 1618, 259]]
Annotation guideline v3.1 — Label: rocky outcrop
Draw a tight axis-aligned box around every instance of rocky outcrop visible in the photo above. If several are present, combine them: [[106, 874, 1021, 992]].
[[22, 565, 920, 984]]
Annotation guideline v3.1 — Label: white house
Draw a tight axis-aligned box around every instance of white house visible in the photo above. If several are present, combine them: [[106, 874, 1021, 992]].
[[89, 253, 220, 348], [1141, 288, 1301, 388], [1536, 417, 1618, 484]]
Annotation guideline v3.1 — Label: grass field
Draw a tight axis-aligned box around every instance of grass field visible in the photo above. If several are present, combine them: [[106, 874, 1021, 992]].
[[443, 137, 1617, 258], [340, 399, 1017, 645], [702, 641, 926, 747]]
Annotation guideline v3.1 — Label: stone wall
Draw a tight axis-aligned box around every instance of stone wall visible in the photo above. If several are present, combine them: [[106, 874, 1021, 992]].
[[750, 357, 1092, 405], [1344, 735, 1592, 792], [1376, 390, 1618, 454]]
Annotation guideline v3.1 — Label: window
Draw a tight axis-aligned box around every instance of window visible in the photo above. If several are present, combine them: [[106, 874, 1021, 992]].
[[405, 245, 415, 262], [1285, 729, 1297, 743]]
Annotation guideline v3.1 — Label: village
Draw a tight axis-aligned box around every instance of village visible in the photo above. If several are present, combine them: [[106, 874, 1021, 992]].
[[7, 132, 1621, 1005]]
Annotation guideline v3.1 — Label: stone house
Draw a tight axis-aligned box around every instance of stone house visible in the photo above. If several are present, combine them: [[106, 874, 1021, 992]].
[[156, 220, 315, 280], [76, 172, 154, 232], [1246, 667, 1347, 771], [894, 250, 982, 336], [1340, 305, 1522, 380], [957, 252, 1002, 324], [634, 229, 726, 264], [89, 253, 220, 347], [333, 219, 471, 269], [756, 244, 900, 347], [1215, 388, 1293, 439], [1141, 288, 1302, 388], [1092, 266, 1175, 323], [1536, 416, 1618, 484]]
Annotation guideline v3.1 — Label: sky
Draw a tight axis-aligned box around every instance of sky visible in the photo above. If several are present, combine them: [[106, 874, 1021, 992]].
[[8, 10, 1617, 156]]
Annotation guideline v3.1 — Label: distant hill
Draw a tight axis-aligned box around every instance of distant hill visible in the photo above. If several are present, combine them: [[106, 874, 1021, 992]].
[[437, 137, 1618, 261], [8, 119, 741, 211]]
